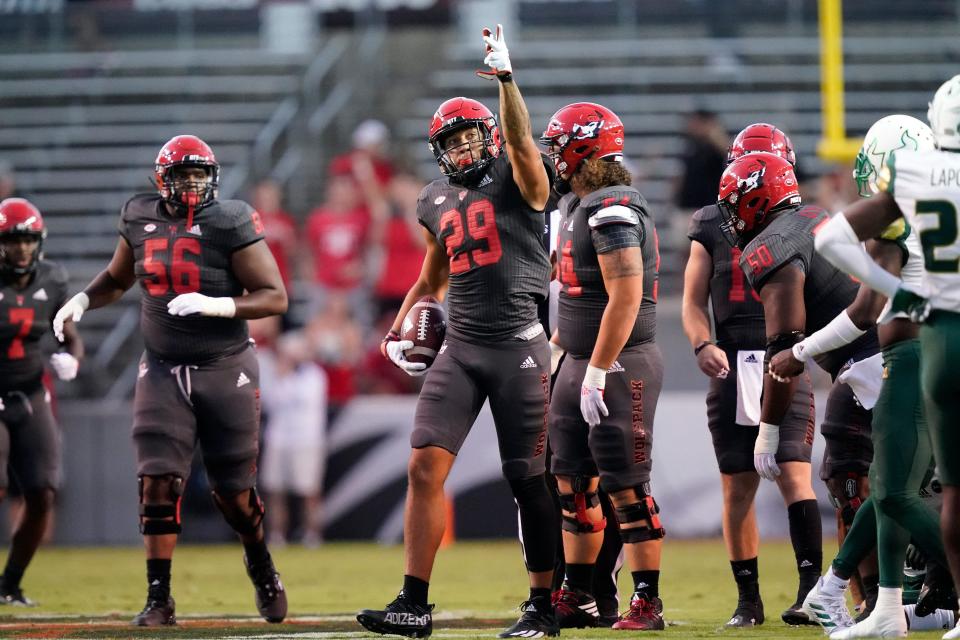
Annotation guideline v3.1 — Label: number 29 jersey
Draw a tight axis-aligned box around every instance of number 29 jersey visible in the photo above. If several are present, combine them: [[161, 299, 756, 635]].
[[118, 194, 265, 364], [880, 149, 960, 313], [417, 153, 552, 342]]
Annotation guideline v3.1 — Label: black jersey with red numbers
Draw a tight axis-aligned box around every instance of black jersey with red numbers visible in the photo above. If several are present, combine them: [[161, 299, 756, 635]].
[[0, 261, 69, 392], [740, 204, 879, 377], [417, 153, 552, 342], [688, 204, 766, 350], [555, 186, 659, 358], [118, 194, 265, 364]]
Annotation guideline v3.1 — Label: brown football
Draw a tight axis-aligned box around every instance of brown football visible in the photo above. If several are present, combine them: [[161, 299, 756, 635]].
[[400, 296, 447, 367]]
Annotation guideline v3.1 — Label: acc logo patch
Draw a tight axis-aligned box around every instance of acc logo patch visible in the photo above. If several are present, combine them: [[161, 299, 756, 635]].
[[434, 196, 446, 206], [144, 223, 157, 233]]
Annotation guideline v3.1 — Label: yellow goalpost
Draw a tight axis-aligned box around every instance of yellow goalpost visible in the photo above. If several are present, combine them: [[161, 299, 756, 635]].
[[817, 0, 862, 163]]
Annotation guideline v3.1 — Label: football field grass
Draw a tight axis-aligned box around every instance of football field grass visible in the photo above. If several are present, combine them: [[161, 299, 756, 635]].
[[0, 538, 950, 639]]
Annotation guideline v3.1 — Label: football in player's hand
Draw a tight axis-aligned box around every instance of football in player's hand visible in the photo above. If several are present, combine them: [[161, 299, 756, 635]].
[[400, 296, 447, 368]]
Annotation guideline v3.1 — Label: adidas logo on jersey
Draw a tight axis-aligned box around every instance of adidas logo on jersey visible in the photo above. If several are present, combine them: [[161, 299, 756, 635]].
[[187, 224, 202, 236], [236, 372, 250, 387], [478, 174, 493, 187], [607, 361, 625, 373], [744, 353, 759, 363], [520, 356, 538, 369], [32, 288, 47, 301]]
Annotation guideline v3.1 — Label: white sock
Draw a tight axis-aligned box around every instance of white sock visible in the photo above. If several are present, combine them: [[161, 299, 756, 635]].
[[905, 603, 956, 631], [874, 587, 902, 611], [823, 566, 850, 597]]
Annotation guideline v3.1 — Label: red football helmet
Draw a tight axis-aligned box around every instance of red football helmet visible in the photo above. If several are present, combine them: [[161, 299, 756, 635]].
[[717, 152, 801, 246], [540, 102, 624, 179], [727, 123, 796, 165], [428, 97, 501, 182], [155, 134, 220, 209], [0, 197, 46, 276]]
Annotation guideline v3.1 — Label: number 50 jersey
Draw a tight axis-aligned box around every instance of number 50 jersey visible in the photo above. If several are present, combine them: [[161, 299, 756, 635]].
[[118, 194, 265, 364], [417, 153, 552, 342]]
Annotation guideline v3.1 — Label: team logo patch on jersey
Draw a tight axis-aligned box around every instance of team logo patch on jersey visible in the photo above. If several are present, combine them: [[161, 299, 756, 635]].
[[144, 223, 157, 233], [187, 224, 202, 236], [434, 196, 446, 205], [237, 372, 251, 387], [520, 355, 538, 369], [32, 288, 47, 301]]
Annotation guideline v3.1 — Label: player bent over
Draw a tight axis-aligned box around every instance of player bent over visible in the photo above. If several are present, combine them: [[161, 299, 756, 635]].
[[0, 198, 82, 606], [805, 75, 960, 639], [54, 135, 288, 626], [541, 103, 666, 631], [357, 24, 559, 639], [719, 152, 882, 623], [683, 124, 821, 627]]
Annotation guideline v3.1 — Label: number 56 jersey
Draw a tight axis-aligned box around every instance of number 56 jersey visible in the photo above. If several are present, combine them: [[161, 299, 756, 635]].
[[881, 149, 960, 313], [417, 154, 552, 342], [118, 194, 265, 364]]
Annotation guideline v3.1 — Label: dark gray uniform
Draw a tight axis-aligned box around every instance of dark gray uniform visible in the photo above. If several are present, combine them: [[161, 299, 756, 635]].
[[740, 204, 879, 481], [0, 261, 68, 491], [119, 194, 264, 492], [549, 187, 663, 492], [688, 206, 815, 474], [413, 154, 552, 480]]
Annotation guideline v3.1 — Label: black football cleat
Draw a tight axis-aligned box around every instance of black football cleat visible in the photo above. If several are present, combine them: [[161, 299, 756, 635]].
[[725, 597, 764, 627], [132, 587, 176, 627], [782, 602, 818, 626], [357, 592, 434, 638], [915, 565, 958, 618], [552, 587, 600, 628], [0, 581, 36, 607], [499, 597, 559, 638], [244, 554, 287, 623]]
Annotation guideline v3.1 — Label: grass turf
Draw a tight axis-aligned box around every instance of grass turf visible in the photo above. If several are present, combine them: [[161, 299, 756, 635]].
[[0, 538, 951, 638]]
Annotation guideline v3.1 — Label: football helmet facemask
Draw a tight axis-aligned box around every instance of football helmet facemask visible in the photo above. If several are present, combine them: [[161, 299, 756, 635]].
[[155, 135, 220, 210], [428, 97, 501, 184]]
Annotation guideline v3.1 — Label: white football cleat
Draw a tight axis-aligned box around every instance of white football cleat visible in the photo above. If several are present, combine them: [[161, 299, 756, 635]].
[[830, 608, 906, 639], [803, 576, 854, 634], [944, 618, 960, 639]]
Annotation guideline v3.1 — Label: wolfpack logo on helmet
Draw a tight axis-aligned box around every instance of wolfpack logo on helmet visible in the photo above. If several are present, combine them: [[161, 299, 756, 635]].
[[738, 167, 765, 193], [572, 119, 603, 139]]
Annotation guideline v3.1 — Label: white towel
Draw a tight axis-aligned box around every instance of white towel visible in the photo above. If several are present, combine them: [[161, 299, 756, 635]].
[[736, 350, 765, 426], [838, 353, 884, 410]]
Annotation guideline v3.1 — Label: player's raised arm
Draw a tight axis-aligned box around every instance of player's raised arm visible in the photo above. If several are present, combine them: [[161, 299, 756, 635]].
[[478, 24, 549, 211]]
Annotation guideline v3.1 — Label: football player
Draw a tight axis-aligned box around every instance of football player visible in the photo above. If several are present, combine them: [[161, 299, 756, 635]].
[[356, 25, 560, 639], [807, 74, 960, 640], [541, 103, 666, 631], [0, 198, 81, 606], [53, 135, 288, 626], [761, 115, 950, 638], [682, 124, 821, 627], [718, 151, 882, 623]]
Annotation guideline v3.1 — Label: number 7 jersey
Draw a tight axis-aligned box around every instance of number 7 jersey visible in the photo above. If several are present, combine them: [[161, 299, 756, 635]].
[[417, 154, 552, 342], [881, 149, 960, 313], [118, 193, 265, 363]]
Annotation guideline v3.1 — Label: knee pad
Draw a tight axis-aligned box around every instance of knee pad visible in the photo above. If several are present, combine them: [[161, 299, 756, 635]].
[[212, 486, 264, 536], [138, 474, 183, 536], [614, 484, 665, 543], [558, 476, 606, 535], [827, 472, 868, 526]]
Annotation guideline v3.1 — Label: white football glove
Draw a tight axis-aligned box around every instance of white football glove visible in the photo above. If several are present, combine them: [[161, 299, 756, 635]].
[[49, 352, 79, 381], [167, 293, 236, 318], [53, 292, 89, 343], [753, 422, 781, 481], [580, 364, 609, 427], [383, 339, 427, 377], [549, 340, 565, 375], [477, 24, 512, 80]]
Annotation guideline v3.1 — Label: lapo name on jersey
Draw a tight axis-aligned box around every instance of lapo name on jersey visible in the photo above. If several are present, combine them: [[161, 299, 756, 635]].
[[384, 612, 430, 627], [930, 167, 960, 188]]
